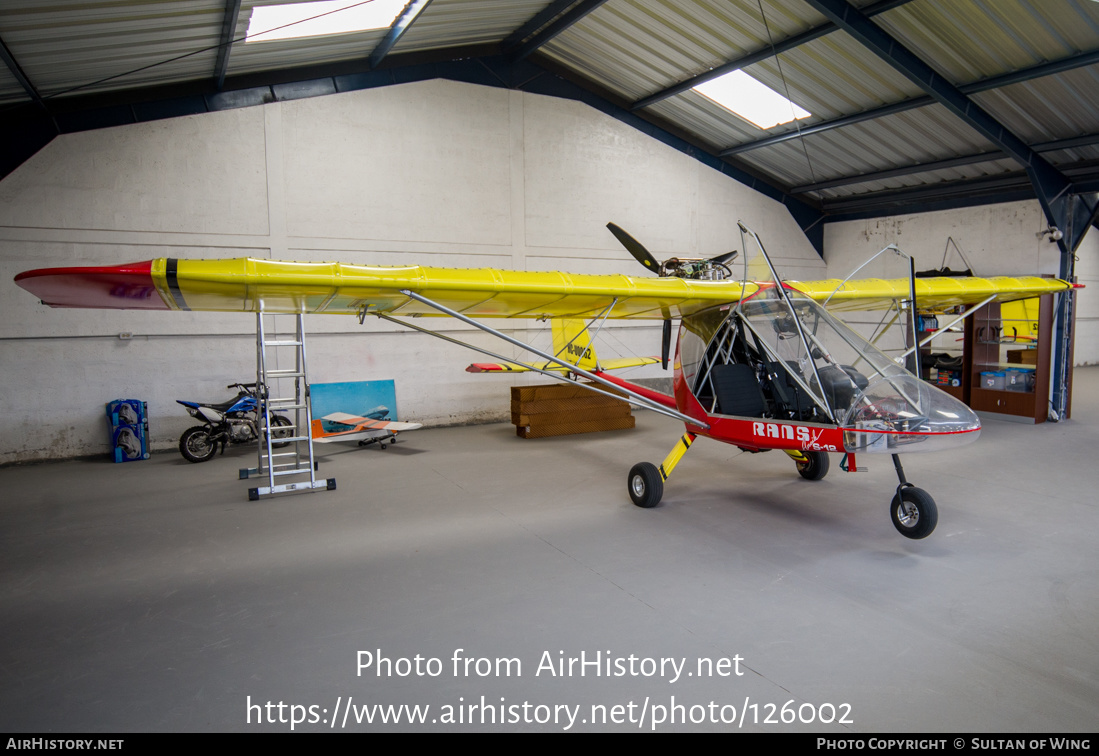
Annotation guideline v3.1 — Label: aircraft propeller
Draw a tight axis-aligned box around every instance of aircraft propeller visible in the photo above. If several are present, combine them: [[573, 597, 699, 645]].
[[606, 222, 737, 281], [606, 222, 738, 369]]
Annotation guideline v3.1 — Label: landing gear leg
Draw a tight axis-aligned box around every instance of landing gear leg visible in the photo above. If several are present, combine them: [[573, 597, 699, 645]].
[[628, 432, 696, 509], [889, 454, 937, 539]]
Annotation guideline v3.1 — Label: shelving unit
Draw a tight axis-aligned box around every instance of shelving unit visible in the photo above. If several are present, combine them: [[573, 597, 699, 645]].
[[916, 310, 966, 403], [967, 298, 1051, 423], [918, 292, 1070, 424]]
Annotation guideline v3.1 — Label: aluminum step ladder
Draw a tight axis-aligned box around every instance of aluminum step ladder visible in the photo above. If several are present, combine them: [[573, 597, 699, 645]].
[[241, 305, 335, 500]]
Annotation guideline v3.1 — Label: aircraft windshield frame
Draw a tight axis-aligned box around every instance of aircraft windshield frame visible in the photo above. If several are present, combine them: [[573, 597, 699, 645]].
[[740, 290, 919, 411], [736, 223, 836, 422]]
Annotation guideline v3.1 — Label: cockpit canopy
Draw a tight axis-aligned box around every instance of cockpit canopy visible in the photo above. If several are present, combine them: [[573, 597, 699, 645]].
[[678, 286, 980, 454]]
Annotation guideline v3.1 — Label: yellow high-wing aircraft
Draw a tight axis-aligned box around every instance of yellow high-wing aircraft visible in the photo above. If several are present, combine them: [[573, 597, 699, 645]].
[[14, 223, 1079, 539]]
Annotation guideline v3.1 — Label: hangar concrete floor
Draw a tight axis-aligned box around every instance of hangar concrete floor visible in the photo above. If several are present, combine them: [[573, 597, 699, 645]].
[[2, 368, 1097, 733]]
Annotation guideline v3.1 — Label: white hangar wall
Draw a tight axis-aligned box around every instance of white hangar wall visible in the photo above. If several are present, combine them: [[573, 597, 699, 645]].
[[0, 78, 825, 464], [823, 204, 1099, 367]]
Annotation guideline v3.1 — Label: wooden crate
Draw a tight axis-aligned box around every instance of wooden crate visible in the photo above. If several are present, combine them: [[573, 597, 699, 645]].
[[510, 382, 633, 438]]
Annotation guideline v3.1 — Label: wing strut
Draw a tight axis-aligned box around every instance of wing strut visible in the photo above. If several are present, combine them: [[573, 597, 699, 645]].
[[374, 312, 649, 410], [395, 290, 708, 428], [898, 294, 997, 361]]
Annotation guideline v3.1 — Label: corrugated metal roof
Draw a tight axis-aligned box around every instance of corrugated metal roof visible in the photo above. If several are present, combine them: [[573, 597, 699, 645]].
[[538, 0, 831, 103], [971, 67, 1099, 145], [0, 64, 23, 102], [389, 0, 550, 53], [228, 1, 388, 77], [1, 0, 1097, 220], [738, 104, 998, 197], [875, 0, 1099, 83], [0, 1, 226, 100]]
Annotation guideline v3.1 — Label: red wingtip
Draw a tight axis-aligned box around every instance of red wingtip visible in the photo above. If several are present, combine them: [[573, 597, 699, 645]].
[[14, 261, 168, 310]]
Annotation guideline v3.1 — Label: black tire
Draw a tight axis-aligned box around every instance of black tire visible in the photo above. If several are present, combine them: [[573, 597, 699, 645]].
[[796, 451, 830, 481], [179, 426, 217, 463], [270, 414, 293, 448], [890, 487, 938, 540], [628, 462, 664, 509]]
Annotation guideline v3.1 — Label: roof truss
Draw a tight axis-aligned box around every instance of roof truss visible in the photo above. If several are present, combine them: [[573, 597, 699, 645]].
[[0, 0, 1096, 251]]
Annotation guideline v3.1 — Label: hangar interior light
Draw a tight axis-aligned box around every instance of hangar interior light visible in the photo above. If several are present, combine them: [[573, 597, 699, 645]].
[[693, 70, 811, 130], [246, 0, 408, 43]]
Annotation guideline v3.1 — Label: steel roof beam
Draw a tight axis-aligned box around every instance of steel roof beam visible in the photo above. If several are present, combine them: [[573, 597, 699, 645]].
[[1069, 178, 1099, 194], [508, 0, 611, 62], [792, 151, 1004, 194], [801, 0, 1073, 248], [791, 133, 1099, 194], [0, 35, 44, 107], [722, 47, 1099, 157], [631, 0, 914, 112], [824, 173, 1035, 210], [369, 0, 435, 69], [213, 0, 243, 89], [501, 0, 578, 52], [819, 171, 1099, 230], [720, 96, 930, 155]]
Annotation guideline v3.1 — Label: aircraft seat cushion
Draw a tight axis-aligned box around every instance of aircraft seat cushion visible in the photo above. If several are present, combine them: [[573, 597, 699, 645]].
[[711, 363, 767, 418], [815, 365, 860, 410], [766, 361, 815, 416]]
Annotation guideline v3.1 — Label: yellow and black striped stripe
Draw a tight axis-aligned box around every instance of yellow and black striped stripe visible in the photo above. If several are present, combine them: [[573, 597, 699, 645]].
[[659, 432, 696, 481]]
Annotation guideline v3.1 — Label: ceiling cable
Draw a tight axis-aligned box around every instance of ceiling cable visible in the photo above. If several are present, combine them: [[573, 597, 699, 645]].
[[755, 0, 818, 185]]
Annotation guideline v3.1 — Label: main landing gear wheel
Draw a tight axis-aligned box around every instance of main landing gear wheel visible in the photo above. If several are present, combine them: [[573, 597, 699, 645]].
[[796, 451, 830, 481], [890, 487, 938, 540], [179, 426, 217, 463], [628, 462, 663, 509]]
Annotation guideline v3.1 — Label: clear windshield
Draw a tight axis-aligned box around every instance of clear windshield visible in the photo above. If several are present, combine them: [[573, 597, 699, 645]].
[[736, 224, 835, 419], [728, 223, 979, 453], [738, 288, 979, 452], [737, 287, 830, 415]]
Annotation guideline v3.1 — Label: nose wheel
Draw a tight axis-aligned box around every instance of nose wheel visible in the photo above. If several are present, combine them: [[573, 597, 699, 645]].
[[890, 487, 937, 539], [889, 455, 937, 539]]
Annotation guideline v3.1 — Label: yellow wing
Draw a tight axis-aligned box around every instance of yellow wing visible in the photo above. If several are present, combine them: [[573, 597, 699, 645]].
[[156, 259, 755, 319], [14, 257, 1076, 317], [789, 275, 1075, 312]]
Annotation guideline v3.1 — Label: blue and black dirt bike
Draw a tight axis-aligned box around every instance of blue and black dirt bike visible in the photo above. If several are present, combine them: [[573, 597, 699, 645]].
[[176, 382, 292, 463]]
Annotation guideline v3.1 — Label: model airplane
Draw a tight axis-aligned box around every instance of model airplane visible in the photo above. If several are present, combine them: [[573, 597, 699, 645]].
[[311, 408, 422, 448], [14, 222, 1080, 539]]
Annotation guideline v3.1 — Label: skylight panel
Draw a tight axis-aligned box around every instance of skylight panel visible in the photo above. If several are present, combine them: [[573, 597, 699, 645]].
[[246, 0, 408, 43], [693, 70, 811, 130]]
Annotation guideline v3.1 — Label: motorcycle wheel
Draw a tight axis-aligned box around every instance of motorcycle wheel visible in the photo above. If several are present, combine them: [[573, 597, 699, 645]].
[[179, 426, 218, 463], [271, 415, 294, 448]]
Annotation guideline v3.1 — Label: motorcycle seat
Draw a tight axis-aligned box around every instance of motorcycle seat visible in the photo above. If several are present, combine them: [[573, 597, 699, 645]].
[[206, 393, 251, 412]]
